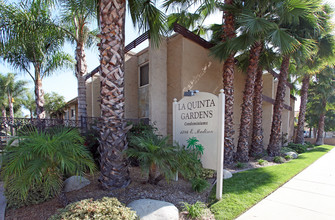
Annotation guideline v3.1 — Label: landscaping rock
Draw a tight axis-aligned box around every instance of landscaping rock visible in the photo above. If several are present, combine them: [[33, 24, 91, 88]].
[[128, 199, 179, 220], [285, 152, 298, 159], [63, 176, 90, 192], [223, 169, 233, 179]]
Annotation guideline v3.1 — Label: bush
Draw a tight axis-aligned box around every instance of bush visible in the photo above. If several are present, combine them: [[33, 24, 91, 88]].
[[181, 201, 211, 219], [280, 147, 297, 154], [126, 133, 178, 184], [83, 125, 100, 167], [273, 156, 285, 164], [287, 143, 308, 154], [236, 162, 246, 169], [49, 197, 137, 220], [191, 178, 210, 193], [200, 168, 215, 179], [284, 155, 293, 160], [305, 141, 315, 149], [257, 159, 268, 166], [1, 127, 96, 208]]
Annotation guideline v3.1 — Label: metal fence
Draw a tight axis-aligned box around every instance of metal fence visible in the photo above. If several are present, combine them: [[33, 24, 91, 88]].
[[0, 117, 101, 149]]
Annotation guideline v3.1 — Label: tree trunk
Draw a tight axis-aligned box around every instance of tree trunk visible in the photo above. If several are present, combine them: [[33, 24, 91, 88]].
[[222, 0, 236, 164], [295, 74, 310, 144], [250, 66, 264, 157], [267, 55, 290, 156], [8, 93, 14, 119], [98, 0, 131, 190], [316, 100, 326, 145], [236, 42, 263, 162], [34, 74, 45, 120], [76, 43, 88, 124]]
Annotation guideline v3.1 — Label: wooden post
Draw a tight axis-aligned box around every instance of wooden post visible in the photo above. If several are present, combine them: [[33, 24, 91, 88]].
[[216, 89, 225, 200]]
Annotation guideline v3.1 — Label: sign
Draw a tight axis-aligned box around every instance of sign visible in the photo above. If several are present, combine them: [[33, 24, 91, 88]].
[[173, 90, 225, 200]]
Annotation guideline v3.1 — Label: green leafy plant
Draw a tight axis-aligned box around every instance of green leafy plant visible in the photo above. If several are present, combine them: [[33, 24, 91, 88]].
[[181, 201, 207, 219], [200, 168, 215, 179], [280, 147, 297, 154], [1, 127, 96, 207], [126, 133, 177, 184], [284, 155, 293, 160], [257, 159, 268, 166], [273, 156, 285, 164], [287, 143, 308, 154], [83, 125, 100, 167], [236, 162, 246, 169], [49, 197, 137, 220], [175, 143, 203, 181], [191, 177, 210, 193]]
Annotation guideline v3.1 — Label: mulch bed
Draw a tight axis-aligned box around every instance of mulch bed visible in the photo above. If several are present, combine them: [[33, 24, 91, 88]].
[[5, 157, 278, 220]]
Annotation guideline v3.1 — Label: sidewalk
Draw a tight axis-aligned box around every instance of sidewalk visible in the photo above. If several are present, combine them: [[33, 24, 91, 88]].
[[236, 147, 335, 220]]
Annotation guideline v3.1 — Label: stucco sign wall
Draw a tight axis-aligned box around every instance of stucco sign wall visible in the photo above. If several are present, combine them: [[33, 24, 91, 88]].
[[173, 90, 225, 200]]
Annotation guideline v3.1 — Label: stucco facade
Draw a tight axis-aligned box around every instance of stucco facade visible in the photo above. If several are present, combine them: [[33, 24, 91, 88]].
[[65, 32, 295, 150]]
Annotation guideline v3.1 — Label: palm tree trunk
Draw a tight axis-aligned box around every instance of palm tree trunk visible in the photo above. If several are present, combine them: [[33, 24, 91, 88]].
[[76, 43, 88, 126], [236, 42, 263, 162], [222, 0, 236, 164], [250, 66, 264, 157], [34, 71, 45, 120], [98, 0, 131, 190], [8, 93, 14, 135], [267, 55, 290, 156], [316, 100, 326, 145], [295, 74, 310, 144]]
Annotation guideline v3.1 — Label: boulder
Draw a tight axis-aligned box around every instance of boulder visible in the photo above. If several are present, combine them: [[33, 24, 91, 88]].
[[285, 152, 298, 159], [128, 199, 178, 220], [223, 169, 233, 179], [63, 176, 90, 192]]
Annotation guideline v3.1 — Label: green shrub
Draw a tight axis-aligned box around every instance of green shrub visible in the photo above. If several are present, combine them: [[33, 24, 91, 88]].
[[83, 125, 100, 167], [284, 155, 293, 160], [49, 197, 137, 220], [305, 141, 315, 149], [126, 133, 178, 184], [1, 127, 96, 208], [200, 168, 215, 179], [273, 156, 285, 164], [257, 159, 268, 166], [176, 144, 203, 181], [236, 162, 246, 169], [287, 143, 308, 154], [181, 201, 207, 219], [280, 147, 297, 154], [191, 178, 210, 193]]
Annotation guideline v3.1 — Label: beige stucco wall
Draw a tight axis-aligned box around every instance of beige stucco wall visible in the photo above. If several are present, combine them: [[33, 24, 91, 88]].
[[167, 35, 183, 136], [262, 73, 274, 148], [87, 75, 101, 117], [125, 53, 139, 119], [149, 40, 168, 135]]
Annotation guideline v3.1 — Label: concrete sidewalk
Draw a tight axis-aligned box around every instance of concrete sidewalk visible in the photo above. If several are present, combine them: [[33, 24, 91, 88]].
[[236, 147, 335, 220]]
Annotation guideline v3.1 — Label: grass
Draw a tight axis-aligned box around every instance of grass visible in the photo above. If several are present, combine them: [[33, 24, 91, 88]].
[[209, 145, 334, 220]]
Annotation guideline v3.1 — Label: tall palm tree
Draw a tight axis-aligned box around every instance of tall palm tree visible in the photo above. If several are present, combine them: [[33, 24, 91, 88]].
[[0, 0, 73, 119], [268, 1, 324, 155], [294, 5, 335, 144], [98, 0, 167, 189], [59, 0, 98, 122]]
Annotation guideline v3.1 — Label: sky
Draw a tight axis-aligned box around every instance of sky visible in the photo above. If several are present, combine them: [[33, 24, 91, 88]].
[[1, 0, 335, 114]]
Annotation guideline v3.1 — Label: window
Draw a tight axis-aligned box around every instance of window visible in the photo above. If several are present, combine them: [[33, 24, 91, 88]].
[[139, 64, 149, 87], [71, 109, 75, 118]]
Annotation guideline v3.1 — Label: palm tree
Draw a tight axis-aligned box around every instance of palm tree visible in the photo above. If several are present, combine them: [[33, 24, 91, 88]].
[[21, 91, 36, 119], [0, 0, 73, 119], [59, 0, 98, 122], [0, 73, 28, 120], [268, 1, 324, 155], [98, 0, 167, 189], [294, 6, 335, 144]]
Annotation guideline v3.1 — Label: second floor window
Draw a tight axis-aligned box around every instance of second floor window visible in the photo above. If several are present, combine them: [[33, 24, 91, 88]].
[[140, 64, 149, 87]]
